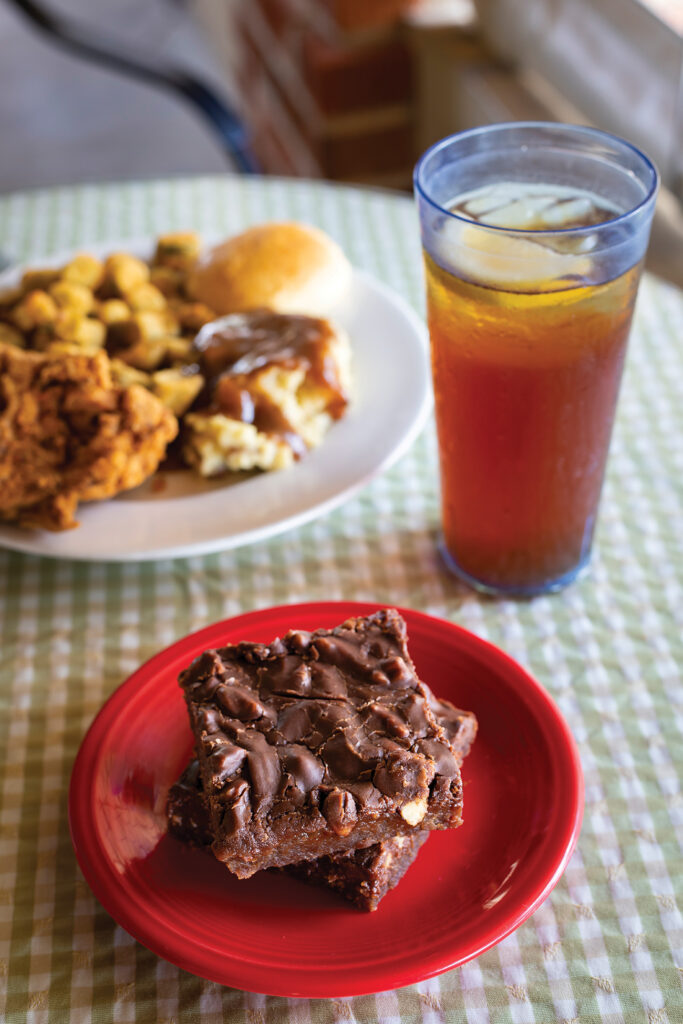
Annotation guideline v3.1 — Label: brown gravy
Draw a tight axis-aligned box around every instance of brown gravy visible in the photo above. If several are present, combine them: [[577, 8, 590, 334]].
[[192, 311, 348, 456]]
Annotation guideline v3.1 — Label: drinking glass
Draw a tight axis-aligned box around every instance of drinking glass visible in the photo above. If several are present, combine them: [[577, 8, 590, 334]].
[[414, 122, 658, 596]]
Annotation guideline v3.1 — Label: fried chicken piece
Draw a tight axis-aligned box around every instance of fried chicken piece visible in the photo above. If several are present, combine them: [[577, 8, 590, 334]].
[[0, 343, 178, 530]]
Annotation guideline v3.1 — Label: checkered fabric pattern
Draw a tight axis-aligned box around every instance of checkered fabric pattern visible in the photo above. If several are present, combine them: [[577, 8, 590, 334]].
[[0, 177, 681, 1022]]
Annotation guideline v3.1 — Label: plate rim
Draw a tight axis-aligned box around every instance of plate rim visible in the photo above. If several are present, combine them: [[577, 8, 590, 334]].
[[0, 241, 432, 562], [69, 600, 584, 997]]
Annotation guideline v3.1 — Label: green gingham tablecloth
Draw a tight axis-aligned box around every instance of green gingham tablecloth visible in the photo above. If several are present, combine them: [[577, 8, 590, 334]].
[[1, 176, 682, 1023]]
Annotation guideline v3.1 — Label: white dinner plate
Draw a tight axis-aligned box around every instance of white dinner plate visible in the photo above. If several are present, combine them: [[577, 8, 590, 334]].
[[0, 241, 431, 562]]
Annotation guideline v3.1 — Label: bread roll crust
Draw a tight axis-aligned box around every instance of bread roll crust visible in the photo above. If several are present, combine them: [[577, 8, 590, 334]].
[[188, 222, 352, 316]]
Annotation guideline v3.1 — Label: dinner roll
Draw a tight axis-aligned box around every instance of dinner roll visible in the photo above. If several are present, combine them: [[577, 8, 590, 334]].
[[188, 222, 352, 316]]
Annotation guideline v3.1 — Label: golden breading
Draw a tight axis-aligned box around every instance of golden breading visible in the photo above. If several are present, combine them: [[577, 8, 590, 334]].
[[104, 252, 150, 295], [134, 309, 179, 340], [54, 310, 106, 350], [118, 336, 169, 371], [49, 280, 94, 315], [164, 336, 194, 363], [1, 237, 199, 376], [174, 301, 216, 333], [31, 326, 57, 352], [0, 286, 23, 311], [61, 254, 104, 289], [125, 282, 167, 312], [154, 231, 201, 270], [0, 343, 177, 530], [98, 299, 130, 325], [149, 265, 184, 298], [0, 323, 24, 347], [21, 268, 60, 293], [151, 368, 203, 416], [106, 311, 177, 354], [12, 290, 58, 331], [109, 358, 151, 389]]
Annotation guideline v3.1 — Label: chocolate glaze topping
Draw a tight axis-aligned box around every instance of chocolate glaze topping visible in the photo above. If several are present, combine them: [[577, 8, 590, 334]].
[[180, 610, 461, 863], [168, 698, 476, 845]]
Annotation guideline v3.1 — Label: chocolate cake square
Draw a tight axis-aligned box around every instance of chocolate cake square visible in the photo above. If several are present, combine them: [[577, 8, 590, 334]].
[[179, 609, 465, 878], [168, 698, 477, 909], [285, 833, 429, 911]]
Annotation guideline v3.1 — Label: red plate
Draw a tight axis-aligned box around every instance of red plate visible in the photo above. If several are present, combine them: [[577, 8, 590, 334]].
[[69, 602, 583, 997]]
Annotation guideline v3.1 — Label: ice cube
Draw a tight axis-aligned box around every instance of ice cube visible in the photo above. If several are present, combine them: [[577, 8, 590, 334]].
[[540, 197, 595, 228], [459, 183, 526, 218], [451, 183, 617, 230], [549, 232, 599, 255], [479, 195, 557, 229]]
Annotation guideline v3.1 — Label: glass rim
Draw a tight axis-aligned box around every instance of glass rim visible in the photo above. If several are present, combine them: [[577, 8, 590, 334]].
[[413, 121, 659, 237]]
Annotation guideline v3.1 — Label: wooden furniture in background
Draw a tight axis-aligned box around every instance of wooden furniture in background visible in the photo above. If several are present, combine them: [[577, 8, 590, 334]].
[[232, 0, 418, 188]]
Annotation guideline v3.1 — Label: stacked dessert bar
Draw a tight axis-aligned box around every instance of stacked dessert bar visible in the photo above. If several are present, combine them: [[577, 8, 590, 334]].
[[167, 609, 477, 910]]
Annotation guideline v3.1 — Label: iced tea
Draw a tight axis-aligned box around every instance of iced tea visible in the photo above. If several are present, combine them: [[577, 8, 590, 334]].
[[426, 246, 640, 592], [415, 125, 658, 594]]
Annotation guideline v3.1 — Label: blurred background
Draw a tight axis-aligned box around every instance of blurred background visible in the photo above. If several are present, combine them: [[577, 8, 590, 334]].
[[1, 0, 682, 282]]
